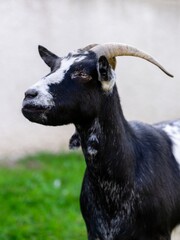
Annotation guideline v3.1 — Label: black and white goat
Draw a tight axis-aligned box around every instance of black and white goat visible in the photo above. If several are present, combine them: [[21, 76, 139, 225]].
[[22, 43, 180, 240]]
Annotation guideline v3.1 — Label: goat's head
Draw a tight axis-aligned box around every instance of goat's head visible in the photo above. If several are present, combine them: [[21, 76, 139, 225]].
[[22, 43, 173, 126]]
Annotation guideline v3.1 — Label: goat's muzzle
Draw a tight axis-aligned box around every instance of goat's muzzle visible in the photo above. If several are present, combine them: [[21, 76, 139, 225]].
[[22, 89, 52, 124]]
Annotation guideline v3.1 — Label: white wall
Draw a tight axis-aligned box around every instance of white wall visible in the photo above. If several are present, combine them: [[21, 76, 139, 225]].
[[0, 0, 179, 159]]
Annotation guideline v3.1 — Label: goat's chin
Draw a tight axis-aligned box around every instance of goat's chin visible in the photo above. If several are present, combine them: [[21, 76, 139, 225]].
[[22, 107, 72, 126], [22, 108, 49, 125]]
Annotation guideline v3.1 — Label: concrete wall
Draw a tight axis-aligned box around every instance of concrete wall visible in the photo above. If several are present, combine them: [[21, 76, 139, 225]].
[[0, 0, 180, 159]]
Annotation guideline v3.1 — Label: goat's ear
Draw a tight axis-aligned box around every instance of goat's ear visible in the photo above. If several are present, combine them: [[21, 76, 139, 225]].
[[98, 56, 115, 91], [38, 45, 59, 69], [98, 56, 109, 81]]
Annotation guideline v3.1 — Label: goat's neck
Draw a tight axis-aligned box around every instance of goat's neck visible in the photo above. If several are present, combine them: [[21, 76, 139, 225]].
[[76, 86, 134, 182]]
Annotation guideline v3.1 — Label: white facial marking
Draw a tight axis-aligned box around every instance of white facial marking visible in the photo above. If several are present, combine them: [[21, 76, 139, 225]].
[[28, 78, 54, 107], [163, 123, 180, 167], [27, 55, 86, 107]]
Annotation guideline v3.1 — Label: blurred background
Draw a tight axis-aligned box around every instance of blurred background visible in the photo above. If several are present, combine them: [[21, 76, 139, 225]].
[[0, 0, 180, 160], [0, 0, 180, 239]]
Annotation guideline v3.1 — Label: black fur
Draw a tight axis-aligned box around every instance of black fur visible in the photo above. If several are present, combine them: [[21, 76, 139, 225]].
[[22, 46, 180, 240], [69, 131, 81, 149]]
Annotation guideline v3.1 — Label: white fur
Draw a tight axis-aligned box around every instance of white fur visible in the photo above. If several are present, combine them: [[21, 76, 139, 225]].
[[28, 78, 54, 107], [163, 124, 180, 166], [99, 68, 116, 92], [89, 134, 99, 143], [87, 146, 98, 156], [28, 55, 86, 107]]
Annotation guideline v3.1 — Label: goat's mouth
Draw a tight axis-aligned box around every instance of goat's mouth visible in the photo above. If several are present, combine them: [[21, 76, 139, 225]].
[[22, 104, 50, 113], [22, 103, 51, 124]]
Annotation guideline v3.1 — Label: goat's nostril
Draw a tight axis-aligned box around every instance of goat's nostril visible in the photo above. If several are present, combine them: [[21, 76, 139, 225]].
[[25, 89, 38, 99]]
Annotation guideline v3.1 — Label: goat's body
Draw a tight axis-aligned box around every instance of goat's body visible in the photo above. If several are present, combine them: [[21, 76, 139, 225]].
[[78, 87, 180, 240], [80, 123, 180, 239]]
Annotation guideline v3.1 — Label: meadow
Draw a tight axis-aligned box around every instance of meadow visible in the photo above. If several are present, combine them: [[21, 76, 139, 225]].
[[0, 152, 86, 240]]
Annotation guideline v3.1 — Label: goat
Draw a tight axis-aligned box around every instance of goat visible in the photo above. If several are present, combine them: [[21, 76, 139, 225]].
[[22, 43, 180, 240]]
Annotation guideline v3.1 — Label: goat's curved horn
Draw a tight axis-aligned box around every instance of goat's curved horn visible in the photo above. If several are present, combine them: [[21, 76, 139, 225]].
[[91, 43, 173, 77], [81, 44, 98, 51], [81, 44, 117, 70]]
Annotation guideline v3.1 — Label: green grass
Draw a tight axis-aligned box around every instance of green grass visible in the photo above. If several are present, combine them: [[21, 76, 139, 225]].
[[0, 152, 87, 240]]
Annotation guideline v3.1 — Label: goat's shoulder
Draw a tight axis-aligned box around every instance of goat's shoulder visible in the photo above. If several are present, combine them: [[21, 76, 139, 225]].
[[129, 121, 180, 222], [128, 120, 180, 184], [129, 120, 171, 150], [154, 119, 180, 167]]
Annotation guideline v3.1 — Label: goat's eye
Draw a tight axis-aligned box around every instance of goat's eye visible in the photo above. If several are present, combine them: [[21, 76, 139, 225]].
[[71, 71, 92, 81]]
